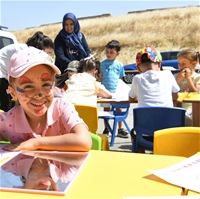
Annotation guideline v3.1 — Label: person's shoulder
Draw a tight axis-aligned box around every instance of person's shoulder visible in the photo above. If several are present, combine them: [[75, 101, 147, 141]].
[[113, 60, 123, 66], [80, 32, 85, 36], [0, 106, 20, 118], [114, 59, 122, 64], [52, 97, 72, 106], [54, 32, 62, 42], [0, 44, 27, 55], [101, 59, 108, 64], [14, 44, 28, 52], [160, 70, 174, 77], [193, 72, 200, 78], [132, 73, 142, 80], [192, 72, 200, 82], [100, 59, 109, 67]]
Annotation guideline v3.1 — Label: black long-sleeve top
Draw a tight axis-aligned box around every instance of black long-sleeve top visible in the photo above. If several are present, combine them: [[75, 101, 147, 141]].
[[54, 32, 92, 73]]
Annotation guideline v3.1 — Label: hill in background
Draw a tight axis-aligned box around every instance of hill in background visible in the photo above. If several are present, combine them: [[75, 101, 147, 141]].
[[12, 6, 200, 65]]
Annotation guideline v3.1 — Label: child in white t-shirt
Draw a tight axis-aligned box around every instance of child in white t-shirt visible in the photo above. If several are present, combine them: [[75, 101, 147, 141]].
[[129, 46, 180, 106], [129, 46, 180, 144]]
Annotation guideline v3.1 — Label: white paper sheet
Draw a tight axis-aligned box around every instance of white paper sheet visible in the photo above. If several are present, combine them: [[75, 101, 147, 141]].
[[148, 154, 200, 193], [115, 79, 131, 99], [0, 144, 20, 164]]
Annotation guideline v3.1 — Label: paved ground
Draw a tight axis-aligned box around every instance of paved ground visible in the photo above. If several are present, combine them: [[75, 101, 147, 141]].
[[97, 102, 138, 152]]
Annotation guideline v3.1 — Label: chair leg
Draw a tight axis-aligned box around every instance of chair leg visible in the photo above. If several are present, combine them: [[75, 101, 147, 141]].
[[132, 132, 138, 153], [97, 134, 110, 151], [134, 135, 140, 152], [104, 119, 112, 133], [123, 120, 131, 133], [132, 141, 135, 152], [110, 119, 118, 146]]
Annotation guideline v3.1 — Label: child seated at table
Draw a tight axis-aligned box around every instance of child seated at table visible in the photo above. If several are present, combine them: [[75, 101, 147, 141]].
[[0, 47, 92, 152], [129, 46, 180, 106], [63, 57, 112, 107], [174, 49, 200, 126], [128, 46, 180, 148]]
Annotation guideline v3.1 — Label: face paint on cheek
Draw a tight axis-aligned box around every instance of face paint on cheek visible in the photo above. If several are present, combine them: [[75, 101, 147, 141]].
[[19, 92, 28, 98], [22, 98, 29, 102]]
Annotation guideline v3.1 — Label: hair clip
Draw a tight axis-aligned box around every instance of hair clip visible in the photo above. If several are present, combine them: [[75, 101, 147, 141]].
[[84, 53, 96, 61]]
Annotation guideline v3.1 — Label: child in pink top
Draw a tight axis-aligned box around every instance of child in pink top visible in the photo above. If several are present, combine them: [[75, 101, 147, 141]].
[[0, 47, 92, 152]]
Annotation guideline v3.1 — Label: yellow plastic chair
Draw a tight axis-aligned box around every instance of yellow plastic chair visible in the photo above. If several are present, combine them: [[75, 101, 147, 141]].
[[154, 127, 200, 157], [0, 109, 4, 112], [74, 104, 109, 151]]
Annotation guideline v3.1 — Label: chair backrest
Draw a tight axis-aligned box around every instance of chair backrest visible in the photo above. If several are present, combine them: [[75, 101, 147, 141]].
[[154, 127, 200, 157], [132, 106, 186, 152], [90, 133, 102, 150], [133, 106, 186, 137], [111, 103, 130, 117], [74, 104, 98, 134]]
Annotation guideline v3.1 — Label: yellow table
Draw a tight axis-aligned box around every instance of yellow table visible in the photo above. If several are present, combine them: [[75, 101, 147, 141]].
[[183, 92, 200, 127], [174, 92, 189, 107], [177, 92, 189, 102], [1, 150, 199, 198]]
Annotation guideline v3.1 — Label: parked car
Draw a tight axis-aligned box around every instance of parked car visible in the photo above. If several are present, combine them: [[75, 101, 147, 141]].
[[0, 26, 18, 49], [123, 50, 181, 84]]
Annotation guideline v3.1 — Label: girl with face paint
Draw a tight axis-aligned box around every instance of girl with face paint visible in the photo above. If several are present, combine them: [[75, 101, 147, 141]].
[[0, 47, 92, 152]]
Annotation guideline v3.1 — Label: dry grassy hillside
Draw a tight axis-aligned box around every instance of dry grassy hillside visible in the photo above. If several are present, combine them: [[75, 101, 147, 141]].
[[12, 6, 200, 65]]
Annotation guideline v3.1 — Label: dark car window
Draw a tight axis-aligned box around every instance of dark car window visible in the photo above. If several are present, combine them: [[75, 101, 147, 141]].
[[0, 36, 14, 49], [161, 52, 168, 60], [169, 51, 179, 60]]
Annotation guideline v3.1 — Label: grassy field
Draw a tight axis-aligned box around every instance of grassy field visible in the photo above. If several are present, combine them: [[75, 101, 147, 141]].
[[12, 6, 200, 65]]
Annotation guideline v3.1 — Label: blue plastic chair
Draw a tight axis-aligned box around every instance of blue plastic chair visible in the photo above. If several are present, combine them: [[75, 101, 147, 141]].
[[132, 106, 186, 152], [98, 103, 131, 146]]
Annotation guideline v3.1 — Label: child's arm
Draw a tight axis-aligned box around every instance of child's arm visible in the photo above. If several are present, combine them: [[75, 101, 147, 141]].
[[172, 92, 179, 101], [3, 124, 92, 152], [186, 76, 198, 92], [96, 83, 112, 99], [129, 96, 138, 103], [184, 68, 199, 92]]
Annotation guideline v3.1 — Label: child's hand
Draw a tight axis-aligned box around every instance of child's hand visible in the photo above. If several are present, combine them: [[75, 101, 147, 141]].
[[14, 138, 38, 151], [184, 68, 192, 79], [179, 69, 186, 78], [176, 69, 186, 83], [3, 139, 38, 151], [2, 143, 21, 151]]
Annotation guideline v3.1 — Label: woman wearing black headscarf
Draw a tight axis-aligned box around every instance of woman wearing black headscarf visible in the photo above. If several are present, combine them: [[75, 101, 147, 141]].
[[54, 13, 92, 74]]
